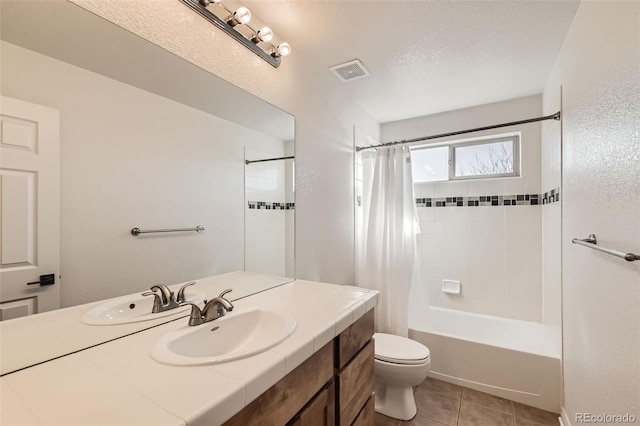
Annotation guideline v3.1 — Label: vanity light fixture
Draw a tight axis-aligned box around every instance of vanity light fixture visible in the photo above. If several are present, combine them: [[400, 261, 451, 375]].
[[226, 6, 251, 27], [251, 27, 273, 43], [274, 42, 291, 58], [181, 0, 291, 68]]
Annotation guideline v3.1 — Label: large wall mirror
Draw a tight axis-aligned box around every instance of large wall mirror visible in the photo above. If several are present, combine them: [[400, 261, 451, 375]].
[[0, 0, 294, 372]]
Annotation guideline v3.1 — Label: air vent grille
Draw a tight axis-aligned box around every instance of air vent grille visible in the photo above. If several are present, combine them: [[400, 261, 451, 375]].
[[330, 59, 370, 82]]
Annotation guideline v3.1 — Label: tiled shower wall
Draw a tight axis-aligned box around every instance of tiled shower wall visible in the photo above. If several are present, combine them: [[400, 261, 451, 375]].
[[413, 181, 545, 322], [245, 145, 295, 277], [382, 95, 550, 322]]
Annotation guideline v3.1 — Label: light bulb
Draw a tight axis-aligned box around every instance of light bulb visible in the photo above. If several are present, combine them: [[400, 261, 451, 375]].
[[236, 7, 251, 24], [227, 6, 251, 26], [255, 27, 273, 43], [276, 42, 291, 57]]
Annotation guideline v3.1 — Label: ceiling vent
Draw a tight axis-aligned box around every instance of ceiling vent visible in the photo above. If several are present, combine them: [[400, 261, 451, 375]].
[[330, 59, 370, 82]]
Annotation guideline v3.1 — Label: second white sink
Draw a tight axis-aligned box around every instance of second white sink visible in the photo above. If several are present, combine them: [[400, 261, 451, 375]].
[[150, 305, 296, 366], [80, 288, 205, 326]]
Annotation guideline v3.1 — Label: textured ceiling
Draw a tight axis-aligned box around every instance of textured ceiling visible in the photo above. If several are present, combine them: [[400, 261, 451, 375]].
[[244, 0, 580, 123]]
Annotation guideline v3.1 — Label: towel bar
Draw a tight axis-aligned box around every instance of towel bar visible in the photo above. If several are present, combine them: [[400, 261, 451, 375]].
[[131, 225, 205, 236], [572, 234, 639, 262]]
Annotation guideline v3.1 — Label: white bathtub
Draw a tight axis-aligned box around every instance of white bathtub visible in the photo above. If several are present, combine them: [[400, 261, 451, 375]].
[[409, 306, 562, 413]]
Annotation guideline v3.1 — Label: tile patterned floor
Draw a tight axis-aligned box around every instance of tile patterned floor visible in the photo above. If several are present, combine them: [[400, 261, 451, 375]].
[[375, 378, 560, 426]]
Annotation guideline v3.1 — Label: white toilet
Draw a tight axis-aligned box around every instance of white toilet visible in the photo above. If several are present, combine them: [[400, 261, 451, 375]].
[[373, 333, 431, 421]]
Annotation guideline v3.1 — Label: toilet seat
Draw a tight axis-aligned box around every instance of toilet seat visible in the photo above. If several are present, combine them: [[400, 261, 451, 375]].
[[374, 333, 430, 365]]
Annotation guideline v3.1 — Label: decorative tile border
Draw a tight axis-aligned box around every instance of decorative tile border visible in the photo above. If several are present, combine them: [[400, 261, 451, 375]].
[[542, 187, 560, 204], [248, 201, 295, 210], [415, 188, 560, 207]]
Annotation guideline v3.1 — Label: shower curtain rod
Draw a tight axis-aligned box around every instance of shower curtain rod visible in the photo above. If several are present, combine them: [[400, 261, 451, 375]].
[[355, 111, 561, 152], [245, 155, 295, 165]]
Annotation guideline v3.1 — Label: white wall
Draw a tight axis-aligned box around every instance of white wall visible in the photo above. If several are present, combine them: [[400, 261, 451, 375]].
[[1, 42, 286, 306], [383, 96, 546, 322], [68, 0, 380, 286], [541, 88, 562, 336], [542, 1, 640, 422]]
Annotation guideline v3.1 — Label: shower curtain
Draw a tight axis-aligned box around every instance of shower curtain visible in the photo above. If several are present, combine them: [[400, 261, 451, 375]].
[[356, 145, 419, 337]]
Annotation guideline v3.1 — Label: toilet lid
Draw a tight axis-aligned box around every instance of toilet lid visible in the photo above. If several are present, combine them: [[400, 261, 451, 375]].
[[374, 333, 430, 365]]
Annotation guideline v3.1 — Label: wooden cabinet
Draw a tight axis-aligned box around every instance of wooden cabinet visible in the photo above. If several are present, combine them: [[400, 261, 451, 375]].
[[336, 309, 374, 370], [224, 342, 334, 426], [337, 341, 374, 425], [336, 309, 375, 426], [291, 381, 335, 426], [351, 395, 374, 426], [224, 309, 375, 426]]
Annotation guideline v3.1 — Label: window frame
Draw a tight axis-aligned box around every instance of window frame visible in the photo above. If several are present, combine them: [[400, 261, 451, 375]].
[[449, 135, 520, 181], [410, 134, 521, 183]]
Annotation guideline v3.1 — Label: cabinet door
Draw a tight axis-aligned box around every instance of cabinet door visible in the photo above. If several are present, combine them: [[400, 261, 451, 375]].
[[351, 394, 374, 426], [336, 310, 374, 369], [291, 381, 335, 426], [338, 341, 374, 426]]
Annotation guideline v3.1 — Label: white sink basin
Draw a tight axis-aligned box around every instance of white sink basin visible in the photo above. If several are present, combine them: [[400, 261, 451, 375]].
[[150, 306, 297, 366], [80, 288, 205, 325]]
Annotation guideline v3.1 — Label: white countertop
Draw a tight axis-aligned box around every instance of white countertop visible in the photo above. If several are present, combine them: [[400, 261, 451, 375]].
[[0, 271, 293, 376], [0, 274, 378, 426]]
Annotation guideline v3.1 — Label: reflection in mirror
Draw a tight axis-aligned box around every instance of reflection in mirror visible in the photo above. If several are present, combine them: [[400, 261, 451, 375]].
[[0, 0, 294, 372], [0, 272, 294, 376], [245, 147, 295, 277]]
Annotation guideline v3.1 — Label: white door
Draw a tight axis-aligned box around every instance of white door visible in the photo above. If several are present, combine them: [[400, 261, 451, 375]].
[[0, 96, 60, 319]]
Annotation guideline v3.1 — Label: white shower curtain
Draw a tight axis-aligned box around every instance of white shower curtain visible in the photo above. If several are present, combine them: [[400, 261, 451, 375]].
[[356, 145, 419, 337]]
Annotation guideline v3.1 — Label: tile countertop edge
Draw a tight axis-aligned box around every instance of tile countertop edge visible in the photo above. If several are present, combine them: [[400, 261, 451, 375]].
[[212, 280, 379, 424], [0, 278, 378, 426]]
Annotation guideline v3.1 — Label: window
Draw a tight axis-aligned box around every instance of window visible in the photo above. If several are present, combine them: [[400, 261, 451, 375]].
[[410, 135, 520, 183]]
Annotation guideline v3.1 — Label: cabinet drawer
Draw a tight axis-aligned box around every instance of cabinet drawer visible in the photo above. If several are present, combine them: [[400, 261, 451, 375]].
[[351, 394, 374, 426], [225, 341, 334, 426], [337, 341, 374, 426], [290, 381, 335, 426], [336, 309, 374, 370]]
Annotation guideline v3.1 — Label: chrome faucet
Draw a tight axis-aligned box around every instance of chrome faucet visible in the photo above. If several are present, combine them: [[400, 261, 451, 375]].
[[142, 281, 196, 313], [181, 289, 233, 326]]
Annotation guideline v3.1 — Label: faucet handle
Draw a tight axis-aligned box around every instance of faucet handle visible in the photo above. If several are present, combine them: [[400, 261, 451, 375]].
[[179, 302, 204, 326], [218, 288, 233, 299], [142, 291, 163, 313], [176, 281, 196, 303], [150, 284, 173, 305], [217, 288, 234, 312]]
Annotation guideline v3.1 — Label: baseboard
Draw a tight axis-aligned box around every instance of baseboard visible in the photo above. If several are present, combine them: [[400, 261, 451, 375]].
[[559, 407, 571, 426]]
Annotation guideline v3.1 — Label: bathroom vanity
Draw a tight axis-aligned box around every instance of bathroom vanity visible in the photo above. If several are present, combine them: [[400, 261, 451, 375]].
[[0, 272, 377, 425], [226, 309, 374, 426]]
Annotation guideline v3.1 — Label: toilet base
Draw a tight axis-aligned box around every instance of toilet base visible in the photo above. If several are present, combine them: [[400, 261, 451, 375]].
[[374, 383, 417, 421]]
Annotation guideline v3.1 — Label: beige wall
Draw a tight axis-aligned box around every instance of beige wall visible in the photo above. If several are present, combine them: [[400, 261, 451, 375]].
[[69, 0, 380, 286], [543, 1, 639, 422]]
